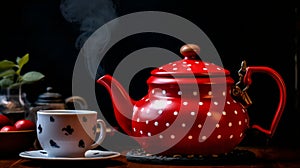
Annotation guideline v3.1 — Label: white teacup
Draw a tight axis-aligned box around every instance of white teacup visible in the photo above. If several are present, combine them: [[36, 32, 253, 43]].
[[36, 110, 106, 157]]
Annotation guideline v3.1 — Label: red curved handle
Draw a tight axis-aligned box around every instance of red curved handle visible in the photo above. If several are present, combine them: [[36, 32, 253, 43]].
[[243, 66, 287, 137]]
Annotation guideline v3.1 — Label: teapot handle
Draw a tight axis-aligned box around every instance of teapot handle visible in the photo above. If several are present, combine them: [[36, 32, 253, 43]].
[[65, 96, 88, 110], [243, 66, 287, 137]]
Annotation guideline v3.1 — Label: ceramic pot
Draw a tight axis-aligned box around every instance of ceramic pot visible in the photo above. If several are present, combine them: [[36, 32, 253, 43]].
[[96, 44, 286, 155]]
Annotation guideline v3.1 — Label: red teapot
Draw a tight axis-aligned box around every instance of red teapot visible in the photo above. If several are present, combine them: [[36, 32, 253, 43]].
[[97, 44, 286, 155]]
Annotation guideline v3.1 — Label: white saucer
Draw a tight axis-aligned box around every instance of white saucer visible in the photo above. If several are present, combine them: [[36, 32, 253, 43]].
[[19, 150, 121, 161]]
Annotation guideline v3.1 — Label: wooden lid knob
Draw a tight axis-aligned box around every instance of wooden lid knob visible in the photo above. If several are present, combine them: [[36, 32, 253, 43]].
[[180, 44, 200, 59]]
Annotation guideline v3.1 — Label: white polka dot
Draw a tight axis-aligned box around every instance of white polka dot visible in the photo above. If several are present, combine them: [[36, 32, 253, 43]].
[[222, 91, 226, 96], [240, 133, 243, 137], [178, 91, 182, 95], [190, 111, 196, 116], [158, 110, 163, 114], [233, 100, 237, 103], [242, 109, 246, 113], [159, 67, 163, 70], [238, 121, 242, 125], [152, 89, 155, 94], [182, 123, 186, 127], [230, 135, 234, 139], [183, 102, 188, 105], [162, 90, 166, 95], [137, 118, 140, 122], [199, 102, 203, 106], [154, 121, 159, 126], [193, 91, 198, 96], [172, 63, 177, 66], [140, 130, 143, 134], [141, 108, 144, 112], [195, 61, 199, 64], [187, 68, 192, 71], [198, 124, 202, 128], [159, 135, 163, 139], [167, 100, 172, 104], [228, 122, 232, 127], [173, 67, 178, 71], [202, 136, 207, 140], [208, 91, 212, 95], [245, 119, 248, 123], [173, 111, 178, 115], [145, 98, 149, 102], [207, 112, 212, 116], [217, 67, 222, 70], [222, 111, 227, 115], [147, 132, 152, 136], [187, 64, 192, 67], [214, 101, 218, 105], [133, 128, 136, 132], [146, 120, 149, 124], [205, 63, 209, 66], [166, 123, 170, 127], [188, 135, 193, 139], [216, 124, 220, 128], [234, 110, 238, 115], [203, 68, 208, 70], [217, 135, 222, 139], [170, 135, 175, 139], [183, 61, 187, 64], [226, 101, 230, 104]]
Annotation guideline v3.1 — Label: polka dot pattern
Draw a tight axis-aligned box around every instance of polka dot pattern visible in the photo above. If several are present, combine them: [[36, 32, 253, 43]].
[[131, 86, 248, 155], [151, 57, 230, 77], [133, 95, 248, 143], [126, 45, 250, 155]]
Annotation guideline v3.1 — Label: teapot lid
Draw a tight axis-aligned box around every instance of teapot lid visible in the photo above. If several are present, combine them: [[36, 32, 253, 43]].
[[151, 44, 230, 77], [35, 87, 64, 104]]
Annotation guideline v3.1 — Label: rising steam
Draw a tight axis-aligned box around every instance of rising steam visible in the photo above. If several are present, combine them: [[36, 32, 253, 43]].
[[60, 0, 117, 50], [60, 0, 118, 78]]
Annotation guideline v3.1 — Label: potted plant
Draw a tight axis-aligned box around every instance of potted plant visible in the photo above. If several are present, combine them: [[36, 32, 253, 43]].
[[0, 53, 45, 122]]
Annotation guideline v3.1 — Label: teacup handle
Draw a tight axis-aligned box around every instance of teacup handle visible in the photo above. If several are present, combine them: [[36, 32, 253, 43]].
[[90, 119, 107, 149], [243, 66, 287, 137]]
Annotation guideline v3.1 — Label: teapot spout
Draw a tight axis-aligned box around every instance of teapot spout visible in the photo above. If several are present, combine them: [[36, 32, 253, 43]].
[[96, 75, 135, 135]]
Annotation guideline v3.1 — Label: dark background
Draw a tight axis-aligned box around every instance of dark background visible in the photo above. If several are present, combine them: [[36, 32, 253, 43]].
[[0, 1, 298, 148]]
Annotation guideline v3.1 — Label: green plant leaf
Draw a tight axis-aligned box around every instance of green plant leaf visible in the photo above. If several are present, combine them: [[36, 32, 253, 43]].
[[0, 60, 17, 72], [0, 54, 45, 89], [16, 53, 29, 75], [0, 69, 15, 78], [0, 78, 14, 88], [21, 71, 45, 83]]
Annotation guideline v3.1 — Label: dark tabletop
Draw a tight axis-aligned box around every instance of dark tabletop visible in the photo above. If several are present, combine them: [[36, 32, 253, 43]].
[[1, 147, 300, 168]]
